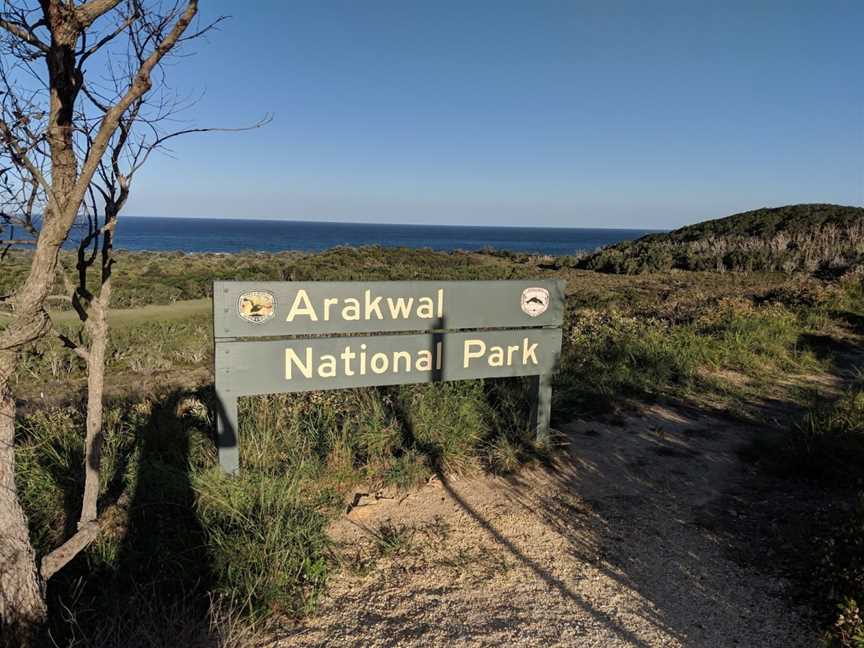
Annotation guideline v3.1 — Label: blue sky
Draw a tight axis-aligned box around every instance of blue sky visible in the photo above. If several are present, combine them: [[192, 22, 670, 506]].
[[123, 1, 863, 229]]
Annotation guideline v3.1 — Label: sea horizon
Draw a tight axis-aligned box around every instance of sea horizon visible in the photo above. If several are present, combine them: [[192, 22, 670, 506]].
[[103, 216, 662, 256]]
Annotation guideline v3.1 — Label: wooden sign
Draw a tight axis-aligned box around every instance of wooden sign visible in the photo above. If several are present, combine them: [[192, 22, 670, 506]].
[[213, 280, 564, 473]]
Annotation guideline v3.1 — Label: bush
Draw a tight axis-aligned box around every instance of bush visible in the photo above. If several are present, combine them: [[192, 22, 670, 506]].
[[813, 500, 864, 648], [783, 386, 864, 487], [194, 471, 330, 620]]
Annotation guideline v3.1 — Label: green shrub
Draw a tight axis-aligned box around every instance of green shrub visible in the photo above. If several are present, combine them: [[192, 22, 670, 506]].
[[813, 500, 864, 648], [194, 471, 329, 620], [784, 386, 864, 487], [396, 381, 492, 474]]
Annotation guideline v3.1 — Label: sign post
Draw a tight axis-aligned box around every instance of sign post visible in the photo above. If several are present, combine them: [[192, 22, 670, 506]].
[[213, 280, 565, 473]]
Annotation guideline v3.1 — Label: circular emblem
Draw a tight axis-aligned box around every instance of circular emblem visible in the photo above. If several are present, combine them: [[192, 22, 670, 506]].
[[520, 287, 550, 317], [238, 291, 276, 324]]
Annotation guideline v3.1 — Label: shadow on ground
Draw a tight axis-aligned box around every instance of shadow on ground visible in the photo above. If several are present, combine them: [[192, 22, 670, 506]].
[[44, 388, 219, 648]]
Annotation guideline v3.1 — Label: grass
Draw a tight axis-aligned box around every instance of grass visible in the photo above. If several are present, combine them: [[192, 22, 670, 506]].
[[15, 378, 535, 644], [6, 245, 864, 645], [770, 382, 864, 648], [553, 294, 829, 423]]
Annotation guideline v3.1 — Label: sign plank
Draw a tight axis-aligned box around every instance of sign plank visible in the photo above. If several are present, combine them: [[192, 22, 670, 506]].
[[213, 279, 565, 338], [216, 328, 562, 397]]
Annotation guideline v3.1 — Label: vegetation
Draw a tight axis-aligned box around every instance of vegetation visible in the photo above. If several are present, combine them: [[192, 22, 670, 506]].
[[577, 204, 864, 275], [0, 246, 533, 311], [4, 242, 863, 645], [780, 383, 864, 648]]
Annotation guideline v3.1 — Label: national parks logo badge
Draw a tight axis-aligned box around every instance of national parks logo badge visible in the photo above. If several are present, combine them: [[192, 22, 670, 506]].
[[520, 287, 550, 317], [238, 291, 276, 324]]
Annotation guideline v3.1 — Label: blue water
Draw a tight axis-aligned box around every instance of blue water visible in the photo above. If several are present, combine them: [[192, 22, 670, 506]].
[[109, 217, 656, 256]]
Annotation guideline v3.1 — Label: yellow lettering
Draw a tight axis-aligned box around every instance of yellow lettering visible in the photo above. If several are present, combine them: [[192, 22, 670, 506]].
[[285, 347, 312, 379], [393, 351, 411, 373], [318, 354, 336, 378], [365, 290, 383, 320], [387, 296, 414, 319], [464, 339, 486, 368], [286, 289, 317, 322], [323, 297, 338, 321], [416, 297, 433, 319], [507, 345, 519, 365], [370, 352, 389, 374], [522, 338, 538, 365], [416, 350, 432, 371], [342, 298, 360, 321]]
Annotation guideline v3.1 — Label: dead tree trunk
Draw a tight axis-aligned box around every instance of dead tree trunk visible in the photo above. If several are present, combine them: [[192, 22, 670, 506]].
[[80, 297, 108, 524], [0, 353, 47, 643]]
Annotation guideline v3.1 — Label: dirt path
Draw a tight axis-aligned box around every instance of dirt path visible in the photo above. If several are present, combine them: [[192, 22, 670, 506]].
[[277, 405, 814, 647]]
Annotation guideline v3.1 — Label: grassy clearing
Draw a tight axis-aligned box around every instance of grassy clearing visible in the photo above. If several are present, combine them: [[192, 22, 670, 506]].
[[8, 246, 864, 644], [10, 317, 213, 387]]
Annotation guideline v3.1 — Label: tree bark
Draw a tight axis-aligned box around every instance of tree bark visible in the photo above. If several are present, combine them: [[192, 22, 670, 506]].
[[0, 353, 46, 647], [80, 295, 108, 524]]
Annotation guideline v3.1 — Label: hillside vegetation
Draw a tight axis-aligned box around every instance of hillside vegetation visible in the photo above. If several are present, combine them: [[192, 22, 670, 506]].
[[578, 204, 864, 275]]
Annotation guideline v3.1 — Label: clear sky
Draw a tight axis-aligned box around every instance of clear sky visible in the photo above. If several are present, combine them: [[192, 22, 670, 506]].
[[123, 0, 863, 229]]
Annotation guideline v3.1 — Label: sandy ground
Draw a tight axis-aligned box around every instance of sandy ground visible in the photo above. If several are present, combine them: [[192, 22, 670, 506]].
[[275, 405, 814, 647]]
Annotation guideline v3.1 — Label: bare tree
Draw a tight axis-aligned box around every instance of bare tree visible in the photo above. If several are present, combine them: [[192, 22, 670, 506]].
[[0, 2, 246, 643]]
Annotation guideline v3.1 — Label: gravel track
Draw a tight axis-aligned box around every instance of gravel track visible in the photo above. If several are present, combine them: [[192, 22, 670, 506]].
[[277, 405, 814, 647]]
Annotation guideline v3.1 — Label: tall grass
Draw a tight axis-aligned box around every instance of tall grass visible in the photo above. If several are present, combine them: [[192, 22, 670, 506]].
[[554, 294, 828, 420], [194, 471, 329, 621], [14, 375, 536, 645]]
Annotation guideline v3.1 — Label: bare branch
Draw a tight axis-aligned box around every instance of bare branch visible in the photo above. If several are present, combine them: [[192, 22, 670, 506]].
[[73, 0, 200, 211], [74, 0, 123, 28], [78, 7, 140, 65], [47, 315, 90, 361], [0, 118, 54, 205], [0, 239, 36, 245], [40, 521, 99, 580], [128, 113, 273, 178], [0, 16, 49, 54], [39, 485, 132, 581]]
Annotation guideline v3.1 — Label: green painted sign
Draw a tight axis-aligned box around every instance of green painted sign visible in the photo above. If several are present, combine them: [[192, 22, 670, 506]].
[[213, 280, 565, 337], [214, 280, 564, 473]]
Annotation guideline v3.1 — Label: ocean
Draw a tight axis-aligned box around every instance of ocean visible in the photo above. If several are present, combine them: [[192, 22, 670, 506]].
[[108, 216, 657, 256]]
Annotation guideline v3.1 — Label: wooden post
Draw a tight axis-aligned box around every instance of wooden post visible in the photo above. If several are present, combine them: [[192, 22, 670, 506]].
[[214, 384, 239, 474], [529, 373, 553, 446]]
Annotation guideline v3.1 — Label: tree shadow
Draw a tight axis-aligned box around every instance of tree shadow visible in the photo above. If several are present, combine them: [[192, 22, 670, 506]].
[[388, 385, 656, 648], [45, 387, 220, 648], [797, 332, 864, 373], [357, 336, 820, 648], [492, 402, 816, 646], [834, 310, 864, 336]]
